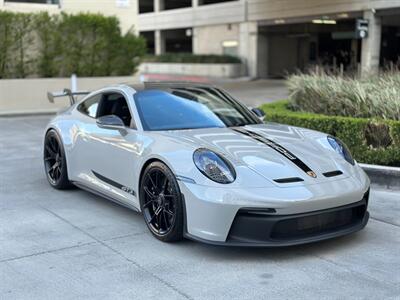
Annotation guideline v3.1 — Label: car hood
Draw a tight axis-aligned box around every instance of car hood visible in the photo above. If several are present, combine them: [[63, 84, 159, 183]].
[[159, 123, 353, 186]]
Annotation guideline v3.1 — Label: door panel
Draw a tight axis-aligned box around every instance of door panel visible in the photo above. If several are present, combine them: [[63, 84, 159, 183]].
[[87, 128, 141, 208], [72, 91, 141, 208]]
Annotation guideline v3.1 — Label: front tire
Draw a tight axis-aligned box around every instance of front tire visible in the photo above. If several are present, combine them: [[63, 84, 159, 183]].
[[139, 161, 184, 243], [43, 129, 73, 190]]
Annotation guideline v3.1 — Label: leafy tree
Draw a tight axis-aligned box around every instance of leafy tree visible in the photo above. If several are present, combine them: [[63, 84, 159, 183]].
[[0, 11, 147, 78], [35, 12, 61, 77], [0, 12, 14, 78]]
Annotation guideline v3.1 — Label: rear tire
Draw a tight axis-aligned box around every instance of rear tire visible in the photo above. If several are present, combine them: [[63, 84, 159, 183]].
[[139, 161, 184, 243], [43, 129, 73, 190]]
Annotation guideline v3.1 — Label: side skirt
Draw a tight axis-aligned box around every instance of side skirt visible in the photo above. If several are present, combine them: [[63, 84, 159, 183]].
[[72, 181, 140, 213]]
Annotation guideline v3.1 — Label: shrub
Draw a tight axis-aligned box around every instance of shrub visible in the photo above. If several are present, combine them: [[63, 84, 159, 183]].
[[260, 100, 400, 167], [287, 72, 400, 121], [0, 11, 147, 78], [0, 11, 35, 78], [143, 53, 241, 64]]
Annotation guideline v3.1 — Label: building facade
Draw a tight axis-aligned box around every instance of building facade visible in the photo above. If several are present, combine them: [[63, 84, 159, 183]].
[[0, 0, 138, 33], [137, 0, 400, 77], [2, 0, 400, 78]]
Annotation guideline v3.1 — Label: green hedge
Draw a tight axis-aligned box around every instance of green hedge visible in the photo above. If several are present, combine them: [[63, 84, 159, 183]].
[[143, 53, 241, 64], [0, 11, 146, 78], [260, 100, 400, 167]]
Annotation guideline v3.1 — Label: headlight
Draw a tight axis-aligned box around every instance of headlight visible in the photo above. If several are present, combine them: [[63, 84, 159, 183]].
[[193, 148, 236, 184], [327, 136, 355, 165]]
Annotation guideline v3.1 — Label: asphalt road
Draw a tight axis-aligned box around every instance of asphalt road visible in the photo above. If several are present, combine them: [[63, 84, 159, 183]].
[[0, 116, 399, 300]]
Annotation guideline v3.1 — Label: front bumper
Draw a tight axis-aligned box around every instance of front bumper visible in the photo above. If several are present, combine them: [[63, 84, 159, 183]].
[[180, 174, 370, 246], [224, 196, 369, 246]]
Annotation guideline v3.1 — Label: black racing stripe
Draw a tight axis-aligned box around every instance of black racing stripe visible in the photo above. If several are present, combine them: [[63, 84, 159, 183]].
[[232, 128, 316, 177], [92, 170, 136, 196]]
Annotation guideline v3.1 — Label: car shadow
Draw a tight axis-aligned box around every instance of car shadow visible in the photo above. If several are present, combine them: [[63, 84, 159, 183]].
[[181, 230, 369, 262]]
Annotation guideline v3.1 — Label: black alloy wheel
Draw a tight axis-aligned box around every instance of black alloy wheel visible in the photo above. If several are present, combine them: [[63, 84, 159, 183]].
[[140, 161, 184, 242], [44, 130, 72, 189]]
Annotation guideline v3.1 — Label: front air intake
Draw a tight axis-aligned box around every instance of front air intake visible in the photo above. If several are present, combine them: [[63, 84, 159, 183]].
[[323, 170, 343, 178], [274, 177, 304, 183]]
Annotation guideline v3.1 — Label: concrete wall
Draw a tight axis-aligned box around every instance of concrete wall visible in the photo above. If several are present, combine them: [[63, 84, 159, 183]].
[[62, 0, 138, 33], [0, 0, 60, 14], [193, 24, 239, 55], [0, 0, 138, 33], [247, 0, 400, 22], [0, 76, 135, 115], [138, 0, 400, 31], [137, 1, 245, 31], [139, 62, 244, 78]]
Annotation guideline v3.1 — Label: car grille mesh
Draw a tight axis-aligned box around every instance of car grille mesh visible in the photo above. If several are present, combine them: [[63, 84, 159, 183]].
[[270, 204, 366, 240]]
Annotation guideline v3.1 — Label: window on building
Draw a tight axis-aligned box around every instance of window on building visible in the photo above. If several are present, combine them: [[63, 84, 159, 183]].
[[138, 0, 154, 13], [5, 0, 59, 4], [165, 28, 193, 53], [164, 0, 191, 10], [222, 40, 238, 56], [140, 31, 155, 54], [199, 0, 237, 5]]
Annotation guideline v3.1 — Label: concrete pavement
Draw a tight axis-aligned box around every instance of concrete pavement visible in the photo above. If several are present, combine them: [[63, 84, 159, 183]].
[[222, 79, 288, 107], [0, 116, 399, 300]]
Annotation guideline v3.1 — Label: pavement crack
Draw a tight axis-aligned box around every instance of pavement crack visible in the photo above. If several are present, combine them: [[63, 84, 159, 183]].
[[102, 232, 147, 242], [0, 242, 96, 264], [40, 206, 193, 300], [370, 216, 400, 228]]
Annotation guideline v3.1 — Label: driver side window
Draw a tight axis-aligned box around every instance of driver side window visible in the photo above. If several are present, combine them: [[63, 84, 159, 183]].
[[97, 93, 132, 127], [77, 94, 101, 118]]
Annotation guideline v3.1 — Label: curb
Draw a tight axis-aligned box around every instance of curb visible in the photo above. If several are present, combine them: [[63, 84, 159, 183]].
[[0, 109, 58, 117], [360, 163, 400, 190]]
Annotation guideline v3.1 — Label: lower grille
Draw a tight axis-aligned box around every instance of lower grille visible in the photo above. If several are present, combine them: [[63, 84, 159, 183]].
[[270, 204, 365, 240], [227, 190, 369, 244]]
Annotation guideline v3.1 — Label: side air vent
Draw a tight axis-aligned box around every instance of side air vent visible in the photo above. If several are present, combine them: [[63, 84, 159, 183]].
[[323, 170, 343, 178], [274, 177, 304, 184]]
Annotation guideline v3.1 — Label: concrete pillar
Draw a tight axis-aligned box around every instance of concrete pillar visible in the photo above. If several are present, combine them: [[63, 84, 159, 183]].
[[257, 34, 268, 78], [192, 0, 199, 7], [361, 10, 382, 77], [239, 22, 258, 78], [154, 0, 164, 12], [155, 30, 166, 55], [192, 27, 199, 54]]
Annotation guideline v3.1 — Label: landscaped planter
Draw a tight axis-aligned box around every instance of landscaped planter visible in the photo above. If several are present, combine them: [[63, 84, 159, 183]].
[[139, 62, 245, 78], [260, 100, 400, 167]]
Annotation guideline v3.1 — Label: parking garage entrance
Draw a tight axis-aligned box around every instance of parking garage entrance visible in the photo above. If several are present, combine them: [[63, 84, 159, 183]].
[[258, 19, 362, 78], [258, 11, 400, 78], [380, 10, 400, 70]]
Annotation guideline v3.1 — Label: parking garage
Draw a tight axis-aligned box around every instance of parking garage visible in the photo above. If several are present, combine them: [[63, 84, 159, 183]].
[[257, 16, 363, 77], [256, 10, 400, 77]]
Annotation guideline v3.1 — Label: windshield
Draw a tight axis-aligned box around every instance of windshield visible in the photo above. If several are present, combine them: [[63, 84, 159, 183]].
[[134, 86, 261, 131]]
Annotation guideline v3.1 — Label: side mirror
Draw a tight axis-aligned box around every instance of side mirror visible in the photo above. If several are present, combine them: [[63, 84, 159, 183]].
[[96, 115, 125, 130], [251, 108, 266, 121]]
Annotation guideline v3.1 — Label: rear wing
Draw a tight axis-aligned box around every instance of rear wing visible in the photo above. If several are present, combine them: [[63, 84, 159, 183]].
[[47, 88, 90, 106]]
